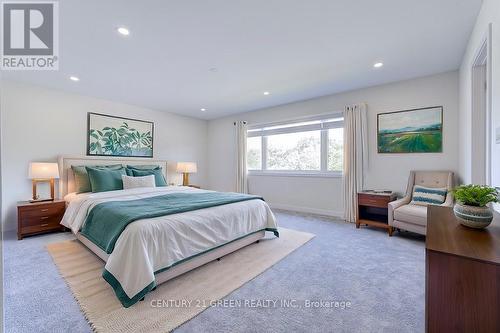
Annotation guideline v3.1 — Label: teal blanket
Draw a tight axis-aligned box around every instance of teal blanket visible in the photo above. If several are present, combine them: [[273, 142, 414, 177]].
[[80, 192, 265, 254]]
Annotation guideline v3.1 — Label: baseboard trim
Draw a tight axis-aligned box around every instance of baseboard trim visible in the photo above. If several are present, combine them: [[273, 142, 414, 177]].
[[269, 203, 344, 219]]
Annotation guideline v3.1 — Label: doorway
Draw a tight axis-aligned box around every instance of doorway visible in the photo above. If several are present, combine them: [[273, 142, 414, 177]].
[[470, 24, 492, 185]]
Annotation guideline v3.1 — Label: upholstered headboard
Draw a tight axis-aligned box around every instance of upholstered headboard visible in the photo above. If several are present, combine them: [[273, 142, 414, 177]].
[[58, 155, 170, 197]]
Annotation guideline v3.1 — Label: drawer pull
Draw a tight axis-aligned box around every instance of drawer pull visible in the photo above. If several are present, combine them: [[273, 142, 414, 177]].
[[40, 209, 49, 212], [41, 223, 49, 227], [40, 216, 49, 220]]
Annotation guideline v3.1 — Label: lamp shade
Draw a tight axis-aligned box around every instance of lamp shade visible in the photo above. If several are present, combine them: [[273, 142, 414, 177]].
[[29, 162, 60, 179], [176, 162, 197, 174]]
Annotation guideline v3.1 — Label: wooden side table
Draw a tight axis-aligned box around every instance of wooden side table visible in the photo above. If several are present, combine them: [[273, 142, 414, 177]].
[[17, 200, 66, 240], [356, 192, 397, 236]]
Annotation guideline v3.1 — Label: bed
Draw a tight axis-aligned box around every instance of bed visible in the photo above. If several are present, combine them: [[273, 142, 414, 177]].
[[58, 156, 279, 307]]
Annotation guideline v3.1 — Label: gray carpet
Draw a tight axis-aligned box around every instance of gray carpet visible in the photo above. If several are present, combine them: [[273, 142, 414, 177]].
[[3, 210, 425, 333]]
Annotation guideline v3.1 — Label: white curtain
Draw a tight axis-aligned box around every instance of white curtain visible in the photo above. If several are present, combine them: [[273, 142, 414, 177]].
[[235, 120, 248, 193], [343, 103, 368, 223]]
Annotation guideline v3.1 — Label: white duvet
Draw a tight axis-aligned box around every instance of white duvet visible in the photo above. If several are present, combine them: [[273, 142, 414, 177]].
[[61, 186, 278, 305]]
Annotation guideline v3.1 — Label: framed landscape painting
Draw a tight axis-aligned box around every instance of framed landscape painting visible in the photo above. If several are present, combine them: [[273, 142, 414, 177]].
[[87, 112, 154, 157], [377, 106, 443, 153]]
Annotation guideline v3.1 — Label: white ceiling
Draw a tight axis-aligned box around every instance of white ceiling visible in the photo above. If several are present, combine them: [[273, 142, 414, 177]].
[[3, 0, 482, 120]]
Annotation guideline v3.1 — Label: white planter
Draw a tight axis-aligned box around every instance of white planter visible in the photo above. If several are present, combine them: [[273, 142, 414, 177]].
[[453, 203, 493, 229]]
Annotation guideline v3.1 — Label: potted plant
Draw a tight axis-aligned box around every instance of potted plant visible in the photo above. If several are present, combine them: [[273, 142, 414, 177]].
[[452, 185, 499, 229]]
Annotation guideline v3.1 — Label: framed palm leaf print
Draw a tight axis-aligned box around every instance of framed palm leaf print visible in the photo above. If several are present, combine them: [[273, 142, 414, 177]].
[[87, 112, 154, 158]]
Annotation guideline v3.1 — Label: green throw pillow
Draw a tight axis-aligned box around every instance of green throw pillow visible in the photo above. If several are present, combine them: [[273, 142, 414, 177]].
[[125, 165, 160, 176], [72, 164, 123, 193], [131, 168, 167, 187], [86, 167, 127, 193]]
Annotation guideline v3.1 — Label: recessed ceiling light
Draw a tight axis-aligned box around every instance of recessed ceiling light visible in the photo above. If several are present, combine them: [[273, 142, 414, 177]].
[[263, 91, 270, 95], [117, 27, 130, 36], [200, 108, 206, 112], [373, 62, 384, 68], [69, 76, 80, 82]]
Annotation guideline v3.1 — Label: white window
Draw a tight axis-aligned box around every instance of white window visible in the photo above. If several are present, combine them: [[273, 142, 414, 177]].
[[327, 127, 343, 172], [247, 114, 344, 176], [247, 136, 262, 170]]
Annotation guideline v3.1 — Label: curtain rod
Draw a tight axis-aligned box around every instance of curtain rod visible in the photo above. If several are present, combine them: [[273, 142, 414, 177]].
[[233, 121, 247, 125], [247, 111, 343, 129]]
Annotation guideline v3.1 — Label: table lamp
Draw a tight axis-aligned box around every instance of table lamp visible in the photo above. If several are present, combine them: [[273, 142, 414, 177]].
[[176, 162, 197, 186], [28, 162, 59, 202]]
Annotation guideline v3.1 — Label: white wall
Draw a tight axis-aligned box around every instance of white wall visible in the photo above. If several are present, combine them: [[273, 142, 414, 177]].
[[459, 0, 500, 186], [208, 71, 459, 216], [0, 70, 461, 229], [0, 80, 208, 231]]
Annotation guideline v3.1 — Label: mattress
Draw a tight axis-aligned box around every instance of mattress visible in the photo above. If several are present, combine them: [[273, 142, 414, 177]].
[[61, 186, 278, 307]]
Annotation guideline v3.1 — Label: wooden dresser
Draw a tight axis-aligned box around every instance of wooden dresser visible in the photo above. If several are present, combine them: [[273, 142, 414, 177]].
[[426, 206, 500, 332], [17, 200, 66, 240]]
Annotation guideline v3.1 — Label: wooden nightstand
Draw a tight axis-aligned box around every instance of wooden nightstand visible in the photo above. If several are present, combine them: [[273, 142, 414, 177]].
[[17, 200, 66, 240], [356, 192, 397, 236]]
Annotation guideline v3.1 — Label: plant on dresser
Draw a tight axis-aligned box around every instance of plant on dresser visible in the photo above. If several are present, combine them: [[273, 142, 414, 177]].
[[17, 200, 66, 240], [452, 185, 499, 229]]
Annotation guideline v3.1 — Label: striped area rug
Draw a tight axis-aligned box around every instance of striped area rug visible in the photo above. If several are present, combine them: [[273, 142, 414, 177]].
[[47, 228, 314, 333]]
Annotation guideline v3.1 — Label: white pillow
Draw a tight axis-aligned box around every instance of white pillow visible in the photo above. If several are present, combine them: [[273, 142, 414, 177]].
[[122, 175, 156, 190], [410, 185, 447, 206]]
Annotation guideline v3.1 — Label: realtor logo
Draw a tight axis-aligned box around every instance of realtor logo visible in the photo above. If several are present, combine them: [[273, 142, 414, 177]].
[[1, 1, 59, 70]]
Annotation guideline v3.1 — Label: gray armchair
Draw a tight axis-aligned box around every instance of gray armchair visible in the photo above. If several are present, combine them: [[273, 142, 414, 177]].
[[388, 171, 454, 235]]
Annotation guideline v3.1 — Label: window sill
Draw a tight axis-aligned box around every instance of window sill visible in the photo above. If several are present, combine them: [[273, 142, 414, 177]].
[[248, 171, 342, 178]]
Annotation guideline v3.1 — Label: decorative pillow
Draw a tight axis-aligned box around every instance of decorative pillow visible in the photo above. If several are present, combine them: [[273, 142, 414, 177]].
[[122, 175, 156, 190], [125, 165, 160, 176], [131, 168, 167, 187], [72, 164, 123, 193], [86, 167, 127, 193], [410, 185, 447, 206]]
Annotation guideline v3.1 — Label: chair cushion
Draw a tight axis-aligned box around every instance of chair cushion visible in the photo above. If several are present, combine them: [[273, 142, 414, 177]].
[[414, 171, 451, 188], [410, 185, 447, 206], [394, 204, 428, 226]]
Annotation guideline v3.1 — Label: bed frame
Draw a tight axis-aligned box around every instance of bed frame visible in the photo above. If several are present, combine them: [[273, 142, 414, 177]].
[[58, 155, 171, 196], [76, 231, 265, 285], [58, 155, 265, 288]]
